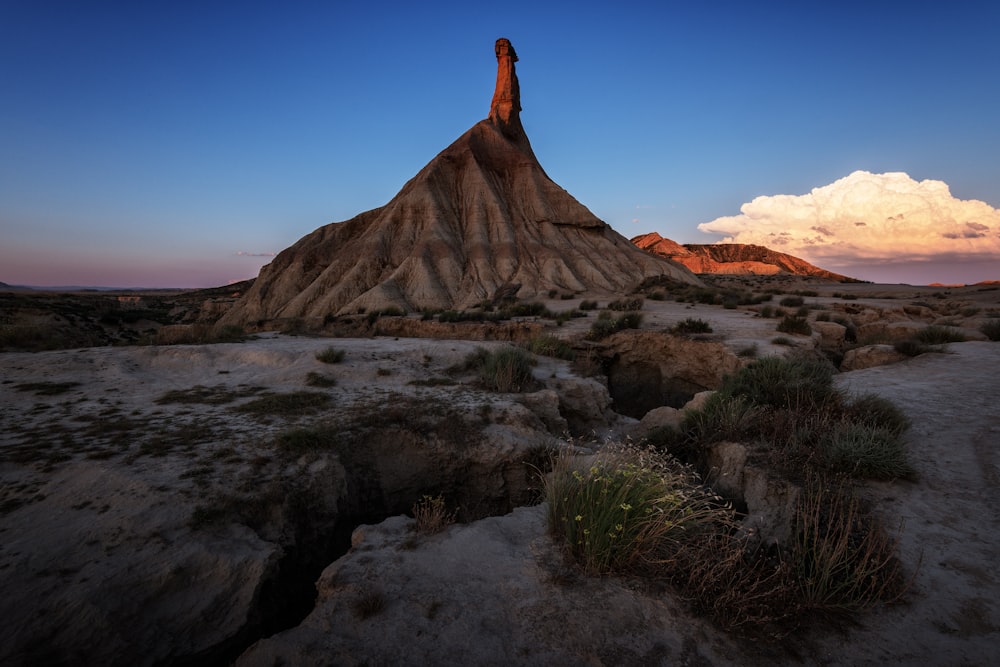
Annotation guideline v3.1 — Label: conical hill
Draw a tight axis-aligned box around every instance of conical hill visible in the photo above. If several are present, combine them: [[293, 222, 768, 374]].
[[220, 39, 699, 326]]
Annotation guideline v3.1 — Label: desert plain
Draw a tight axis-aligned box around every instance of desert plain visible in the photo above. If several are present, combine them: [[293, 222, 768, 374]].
[[1, 277, 999, 666]]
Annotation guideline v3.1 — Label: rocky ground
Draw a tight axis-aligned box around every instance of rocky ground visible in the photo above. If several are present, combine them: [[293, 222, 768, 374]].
[[1, 279, 998, 665]]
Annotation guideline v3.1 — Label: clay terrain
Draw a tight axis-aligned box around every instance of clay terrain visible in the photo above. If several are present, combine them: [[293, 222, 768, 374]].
[[2, 277, 999, 665]]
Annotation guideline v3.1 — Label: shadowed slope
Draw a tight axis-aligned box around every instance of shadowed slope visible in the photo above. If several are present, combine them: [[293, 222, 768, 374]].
[[221, 40, 698, 326]]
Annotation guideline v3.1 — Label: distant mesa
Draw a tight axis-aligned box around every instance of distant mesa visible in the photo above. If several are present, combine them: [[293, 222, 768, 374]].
[[220, 39, 698, 327], [632, 232, 857, 282]]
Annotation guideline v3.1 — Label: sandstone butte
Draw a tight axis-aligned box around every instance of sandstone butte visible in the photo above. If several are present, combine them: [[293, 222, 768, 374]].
[[631, 231, 856, 281], [219, 39, 699, 328]]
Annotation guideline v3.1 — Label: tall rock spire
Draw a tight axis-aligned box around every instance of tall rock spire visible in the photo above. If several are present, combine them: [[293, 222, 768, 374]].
[[489, 38, 521, 127], [488, 38, 531, 152]]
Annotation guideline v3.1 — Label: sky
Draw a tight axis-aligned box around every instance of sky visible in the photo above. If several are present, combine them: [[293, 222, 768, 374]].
[[2, 0, 998, 288]]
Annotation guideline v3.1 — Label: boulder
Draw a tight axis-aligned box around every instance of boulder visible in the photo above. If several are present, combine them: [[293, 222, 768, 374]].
[[840, 344, 907, 371]]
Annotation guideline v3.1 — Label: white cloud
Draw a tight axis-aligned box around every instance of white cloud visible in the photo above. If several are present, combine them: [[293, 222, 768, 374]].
[[697, 171, 1000, 270]]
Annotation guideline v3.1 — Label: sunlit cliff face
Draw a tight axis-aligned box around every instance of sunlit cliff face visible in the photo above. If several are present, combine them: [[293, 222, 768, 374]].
[[698, 171, 1000, 283]]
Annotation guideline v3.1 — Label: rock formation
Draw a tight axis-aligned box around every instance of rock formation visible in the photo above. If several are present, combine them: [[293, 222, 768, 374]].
[[632, 232, 855, 281], [219, 40, 698, 328]]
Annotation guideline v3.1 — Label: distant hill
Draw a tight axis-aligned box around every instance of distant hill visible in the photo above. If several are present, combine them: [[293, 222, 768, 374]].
[[631, 233, 857, 282]]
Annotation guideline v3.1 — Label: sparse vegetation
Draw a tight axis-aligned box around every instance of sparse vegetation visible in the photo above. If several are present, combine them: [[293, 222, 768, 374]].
[[981, 319, 1000, 341], [578, 299, 599, 311], [412, 494, 457, 534], [586, 311, 643, 340], [776, 316, 812, 336], [607, 297, 644, 312], [546, 444, 731, 574], [524, 334, 575, 360], [464, 346, 535, 392], [779, 296, 804, 308], [305, 372, 337, 388], [672, 318, 713, 335], [315, 347, 346, 364], [233, 391, 333, 417], [915, 325, 966, 344]]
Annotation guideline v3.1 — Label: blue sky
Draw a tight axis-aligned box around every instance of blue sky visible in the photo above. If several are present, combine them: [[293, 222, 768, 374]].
[[2, 0, 998, 287]]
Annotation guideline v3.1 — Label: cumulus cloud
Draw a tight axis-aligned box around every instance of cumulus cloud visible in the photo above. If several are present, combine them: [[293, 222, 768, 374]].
[[697, 171, 1000, 271]]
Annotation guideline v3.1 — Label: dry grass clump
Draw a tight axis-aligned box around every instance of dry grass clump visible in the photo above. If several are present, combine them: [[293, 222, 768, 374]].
[[776, 315, 812, 336], [460, 346, 535, 392], [915, 325, 966, 344], [671, 317, 713, 335], [981, 319, 1000, 341], [546, 445, 732, 574], [412, 494, 457, 535], [793, 477, 906, 615], [524, 334, 575, 361]]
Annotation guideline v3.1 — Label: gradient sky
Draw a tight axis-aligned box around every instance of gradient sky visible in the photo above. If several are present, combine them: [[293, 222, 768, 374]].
[[2, 1, 998, 288]]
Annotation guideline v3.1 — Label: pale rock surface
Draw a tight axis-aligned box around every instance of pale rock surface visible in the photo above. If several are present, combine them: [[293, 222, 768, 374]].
[[235, 506, 745, 667]]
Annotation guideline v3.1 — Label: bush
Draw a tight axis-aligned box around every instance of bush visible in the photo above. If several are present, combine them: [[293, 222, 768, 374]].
[[771, 336, 794, 346], [793, 479, 906, 613], [844, 393, 910, 436], [672, 318, 713, 335], [525, 335, 575, 360], [475, 346, 534, 392], [822, 423, 916, 480], [779, 296, 804, 307], [586, 311, 643, 340], [608, 297, 644, 312], [545, 445, 732, 573], [981, 319, 1000, 341], [776, 316, 812, 336], [759, 305, 775, 318], [578, 299, 599, 311], [719, 355, 837, 412], [915, 325, 966, 344], [315, 347, 346, 363]]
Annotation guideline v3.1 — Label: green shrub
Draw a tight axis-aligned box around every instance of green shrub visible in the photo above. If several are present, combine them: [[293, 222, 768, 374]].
[[844, 393, 910, 436], [545, 445, 732, 573], [525, 335, 576, 360], [672, 318, 713, 335], [502, 301, 551, 318], [779, 296, 804, 307], [315, 347, 346, 363], [608, 297, 644, 312], [777, 316, 812, 336], [719, 356, 837, 412], [822, 423, 916, 480], [586, 311, 643, 340], [476, 346, 534, 392], [682, 393, 762, 445], [981, 319, 1000, 341], [915, 325, 965, 344]]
